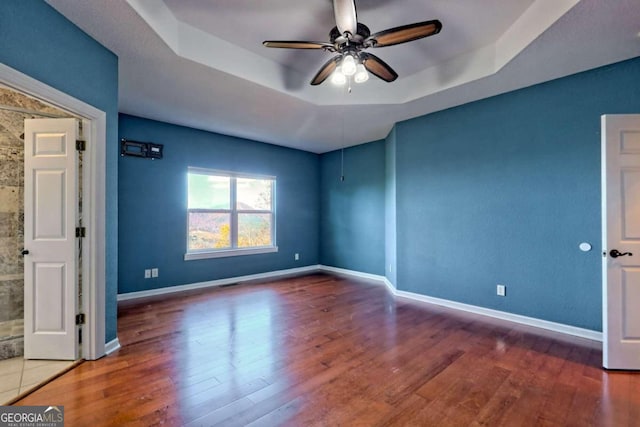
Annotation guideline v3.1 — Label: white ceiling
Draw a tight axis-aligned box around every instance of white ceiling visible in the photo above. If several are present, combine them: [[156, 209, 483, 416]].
[[46, 0, 640, 153]]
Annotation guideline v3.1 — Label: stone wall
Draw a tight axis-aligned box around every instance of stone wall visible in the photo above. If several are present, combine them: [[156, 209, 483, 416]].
[[0, 101, 25, 325]]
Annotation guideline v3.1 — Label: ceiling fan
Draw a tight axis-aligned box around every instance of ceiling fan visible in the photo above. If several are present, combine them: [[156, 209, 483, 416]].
[[263, 0, 442, 86]]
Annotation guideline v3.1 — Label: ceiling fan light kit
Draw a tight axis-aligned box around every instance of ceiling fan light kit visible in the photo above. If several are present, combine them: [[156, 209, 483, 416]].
[[263, 0, 442, 87], [354, 63, 369, 83], [331, 66, 348, 85], [341, 54, 357, 76]]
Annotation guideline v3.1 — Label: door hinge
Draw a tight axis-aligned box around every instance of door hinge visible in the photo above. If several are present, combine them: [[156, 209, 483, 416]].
[[76, 140, 86, 151], [76, 227, 86, 238], [75, 313, 86, 325]]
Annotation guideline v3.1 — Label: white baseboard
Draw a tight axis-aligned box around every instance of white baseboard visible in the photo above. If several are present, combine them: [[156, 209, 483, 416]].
[[393, 288, 602, 342], [318, 265, 387, 282], [104, 338, 121, 355], [117, 263, 601, 343], [383, 277, 396, 293], [117, 265, 320, 301], [318, 265, 602, 342]]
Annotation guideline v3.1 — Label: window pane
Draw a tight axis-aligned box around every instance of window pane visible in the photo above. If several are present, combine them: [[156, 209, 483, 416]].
[[237, 178, 272, 210], [188, 212, 231, 250], [188, 173, 230, 209], [238, 213, 272, 247]]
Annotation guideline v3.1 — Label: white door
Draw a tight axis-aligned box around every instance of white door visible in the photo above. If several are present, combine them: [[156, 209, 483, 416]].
[[602, 114, 640, 370], [23, 118, 79, 360]]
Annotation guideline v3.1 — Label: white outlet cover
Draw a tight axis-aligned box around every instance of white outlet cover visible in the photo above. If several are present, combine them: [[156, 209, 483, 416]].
[[151, 268, 159, 278]]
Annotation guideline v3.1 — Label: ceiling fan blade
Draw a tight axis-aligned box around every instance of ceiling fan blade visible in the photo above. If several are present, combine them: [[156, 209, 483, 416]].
[[311, 56, 341, 86], [360, 52, 398, 82], [367, 20, 442, 48], [333, 0, 357, 36], [263, 41, 335, 50]]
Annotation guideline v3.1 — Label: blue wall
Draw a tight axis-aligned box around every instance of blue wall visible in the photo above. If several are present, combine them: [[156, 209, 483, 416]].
[[118, 114, 320, 293], [0, 1, 119, 341], [6, 0, 638, 338], [394, 57, 640, 331], [320, 141, 386, 275]]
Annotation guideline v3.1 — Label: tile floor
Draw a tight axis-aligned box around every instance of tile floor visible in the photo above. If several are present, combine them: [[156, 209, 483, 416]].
[[0, 357, 75, 404]]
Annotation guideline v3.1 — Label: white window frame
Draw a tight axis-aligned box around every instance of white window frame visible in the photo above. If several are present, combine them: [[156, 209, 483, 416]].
[[185, 167, 277, 260]]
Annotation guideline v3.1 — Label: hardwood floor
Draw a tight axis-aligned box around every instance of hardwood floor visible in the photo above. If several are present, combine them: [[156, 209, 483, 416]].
[[14, 273, 640, 426]]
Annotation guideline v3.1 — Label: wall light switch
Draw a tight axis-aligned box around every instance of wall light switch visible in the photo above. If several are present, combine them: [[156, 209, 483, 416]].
[[497, 284, 506, 297], [295, 253, 299, 261], [144, 269, 151, 279]]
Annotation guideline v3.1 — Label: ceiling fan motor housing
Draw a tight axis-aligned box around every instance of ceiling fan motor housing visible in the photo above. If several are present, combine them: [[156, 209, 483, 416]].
[[330, 23, 371, 48]]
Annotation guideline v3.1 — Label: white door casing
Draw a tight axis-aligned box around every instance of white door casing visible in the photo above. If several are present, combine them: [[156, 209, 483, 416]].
[[602, 114, 640, 370], [1, 62, 109, 360], [24, 118, 79, 360]]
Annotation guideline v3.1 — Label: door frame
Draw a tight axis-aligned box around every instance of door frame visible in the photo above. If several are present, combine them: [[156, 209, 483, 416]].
[[0, 63, 107, 360], [601, 114, 640, 369]]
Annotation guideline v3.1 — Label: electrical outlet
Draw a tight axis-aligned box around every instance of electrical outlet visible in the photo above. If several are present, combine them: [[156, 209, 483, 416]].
[[151, 268, 159, 278], [497, 284, 506, 297], [144, 269, 151, 279], [294, 253, 299, 261]]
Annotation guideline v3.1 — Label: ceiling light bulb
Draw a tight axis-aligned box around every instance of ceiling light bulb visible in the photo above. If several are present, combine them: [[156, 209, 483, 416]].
[[354, 63, 369, 83], [331, 67, 347, 85], [341, 55, 357, 76]]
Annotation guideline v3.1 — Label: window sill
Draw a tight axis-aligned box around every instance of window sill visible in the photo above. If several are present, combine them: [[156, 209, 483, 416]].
[[184, 246, 278, 261]]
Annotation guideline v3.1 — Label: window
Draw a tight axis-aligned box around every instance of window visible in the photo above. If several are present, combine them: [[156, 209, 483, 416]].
[[185, 168, 276, 260]]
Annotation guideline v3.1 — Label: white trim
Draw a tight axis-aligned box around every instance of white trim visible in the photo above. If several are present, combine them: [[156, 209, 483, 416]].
[[0, 63, 107, 360], [185, 246, 278, 261], [186, 168, 277, 260], [187, 166, 276, 181], [601, 114, 609, 366], [317, 265, 602, 342], [393, 288, 602, 342], [383, 277, 396, 293], [119, 262, 602, 343], [117, 265, 320, 301], [317, 265, 387, 282], [104, 338, 121, 355]]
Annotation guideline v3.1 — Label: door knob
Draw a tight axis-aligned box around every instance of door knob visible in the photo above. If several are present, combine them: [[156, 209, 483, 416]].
[[21, 249, 29, 256], [610, 249, 632, 258]]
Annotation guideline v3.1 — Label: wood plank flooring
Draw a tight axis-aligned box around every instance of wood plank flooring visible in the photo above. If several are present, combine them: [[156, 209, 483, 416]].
[[14, 273, 640, 426]]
